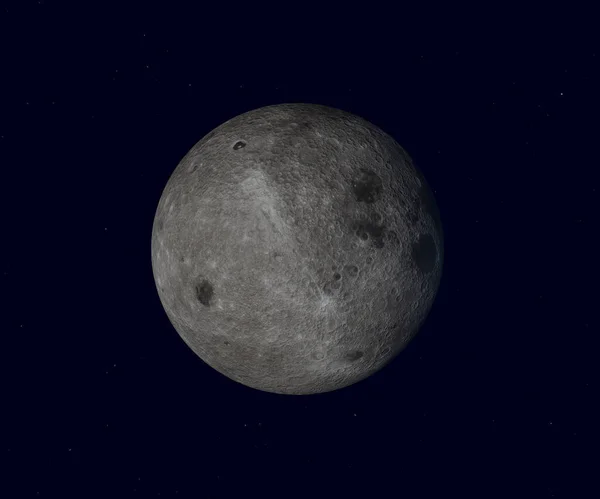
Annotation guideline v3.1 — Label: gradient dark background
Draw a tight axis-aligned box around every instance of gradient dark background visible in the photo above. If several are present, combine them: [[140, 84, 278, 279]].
[[2, 2, 598, 498]]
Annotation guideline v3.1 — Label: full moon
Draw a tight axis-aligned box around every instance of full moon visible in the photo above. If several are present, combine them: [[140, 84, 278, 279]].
[[151, 103, 443, 395]]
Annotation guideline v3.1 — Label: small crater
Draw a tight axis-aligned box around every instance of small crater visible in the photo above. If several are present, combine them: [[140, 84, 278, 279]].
[[194, 278, 214, 307], [365, 222, 385, 238], [311, 351, 325, 361], [402, 288, 417, 304], [187, 161, 199, 173], [411, 234, 437, 273], [156, 219, 164, 232], [333, 272, 341, 281], [179, 256, 185, 263], [407, 210, 419, 226], [360, 232, 369, 241], [343, 265, 359, 277], [296, 121, 314, 133], [345, 350, 364, 362], [322, 282, 335, 296], [233, 140, 246, 150], [386, 230, 400, 245], [379, 346, 392, 358], [366, 256, 373, 265], [224, 340, 230, 346], [352, 169, 383, 204], [331, 280, 341, 290]]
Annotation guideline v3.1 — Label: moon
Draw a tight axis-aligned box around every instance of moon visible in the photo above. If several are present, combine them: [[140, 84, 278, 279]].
[[151, 103, 443, 395]]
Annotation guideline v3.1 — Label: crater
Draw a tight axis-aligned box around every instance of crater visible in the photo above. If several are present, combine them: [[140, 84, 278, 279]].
[[343, 265, 359, 277], [354, 220, 386, 249], [418, 182, 442, 229], [345, 350, 364, 362], [352, 169, 383, 204], [411, 234, 437, 273], [233, 140, 246, 150], [194, 278, 214, 307]]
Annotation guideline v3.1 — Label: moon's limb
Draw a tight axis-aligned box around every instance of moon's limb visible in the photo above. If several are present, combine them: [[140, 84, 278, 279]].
[[151, 103, 443, 395]]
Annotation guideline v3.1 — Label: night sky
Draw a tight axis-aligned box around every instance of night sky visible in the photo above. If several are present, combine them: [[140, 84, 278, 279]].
[[2, 3, 598, 498]]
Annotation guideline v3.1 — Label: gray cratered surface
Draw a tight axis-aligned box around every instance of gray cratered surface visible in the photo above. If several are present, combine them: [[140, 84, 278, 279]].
[[151, 103, 443, 395]]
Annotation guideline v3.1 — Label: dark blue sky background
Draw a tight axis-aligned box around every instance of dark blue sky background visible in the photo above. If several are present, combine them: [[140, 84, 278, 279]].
[[1, 2, 598, 498]]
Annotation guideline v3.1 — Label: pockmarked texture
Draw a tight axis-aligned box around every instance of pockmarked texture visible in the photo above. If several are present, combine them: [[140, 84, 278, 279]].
[[151, 103, 443, 395]]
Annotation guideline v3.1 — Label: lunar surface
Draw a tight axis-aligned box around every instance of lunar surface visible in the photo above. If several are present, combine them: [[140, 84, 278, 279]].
[[151, 103, 443, 395]]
